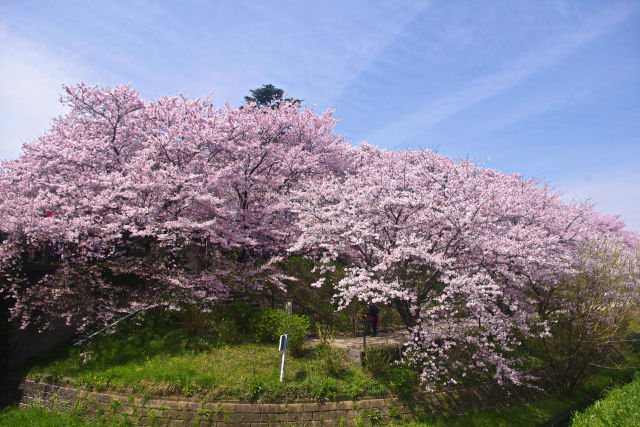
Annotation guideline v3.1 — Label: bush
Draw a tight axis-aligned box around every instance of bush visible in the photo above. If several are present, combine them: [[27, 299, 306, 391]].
[[252, 307, 288, 342], [280, 313, 311, 356], [384, 365, 417, 400], [313, 377, 338, 400], [251, 307, 310, 355], [212, 318, 243, 344], [223, 301, 255, 333]]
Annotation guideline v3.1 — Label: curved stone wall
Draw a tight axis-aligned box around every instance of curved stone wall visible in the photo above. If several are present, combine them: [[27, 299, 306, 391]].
[[6, 375, 546, 426]]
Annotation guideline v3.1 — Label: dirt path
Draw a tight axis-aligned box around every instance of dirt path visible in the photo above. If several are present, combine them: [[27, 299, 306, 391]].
[[306, 330, 409, 362]]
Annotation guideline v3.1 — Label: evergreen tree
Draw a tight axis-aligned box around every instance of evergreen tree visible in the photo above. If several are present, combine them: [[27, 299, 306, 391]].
[[244, 84, 301, 107]]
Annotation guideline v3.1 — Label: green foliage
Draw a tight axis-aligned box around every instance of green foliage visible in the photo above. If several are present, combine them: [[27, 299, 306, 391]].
[[0, 402, 131, 427], [222, 301, 254, 333], [389, 405, 400, 419], [529, 240, 640, 394], [279, 312, 311, 355], [280, 256, 363, 333], [182, 383, 194, 397], [109, 397, 122, 413], [362, 347, 394, 377], [368, 407, 383, 424], [252, 307, 287, 342], [315, 323, 348, 377], [251, 307, 310, 355], [360, 346, 420, 400], [244, 83, 301, 107], [247, 379, 264, 401], [384, 365, 419, 400], [313, 377, 338, 400]]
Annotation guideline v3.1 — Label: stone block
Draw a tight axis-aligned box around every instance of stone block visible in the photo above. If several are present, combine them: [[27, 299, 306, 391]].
[[180, 410, 197, 421], [260, 412, 279, 423], [302, 403, 322, 412], [300, 411, 314, 421], [147, 398, 171, 408], [217, 402, 235, 413], [346, 409, 360, 418], [241, 412, 261, 423], [231, 403, 252, 413], [312, 411, 326, 421], [329, 410, 347, 419], [333, 400, 353, 411]]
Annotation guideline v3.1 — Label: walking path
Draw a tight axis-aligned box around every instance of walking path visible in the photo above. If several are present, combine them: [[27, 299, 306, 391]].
[[306, 329, 410, 362]]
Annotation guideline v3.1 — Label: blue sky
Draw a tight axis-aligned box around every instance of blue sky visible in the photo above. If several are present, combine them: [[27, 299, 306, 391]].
[[1, 0, 639, 231]]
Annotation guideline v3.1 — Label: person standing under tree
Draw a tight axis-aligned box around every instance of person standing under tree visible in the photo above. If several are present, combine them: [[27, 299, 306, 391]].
[[368, 303, 379, 336]]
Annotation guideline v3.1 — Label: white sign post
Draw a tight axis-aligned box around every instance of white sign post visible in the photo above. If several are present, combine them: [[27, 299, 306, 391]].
[[279, 334, 288, 382]]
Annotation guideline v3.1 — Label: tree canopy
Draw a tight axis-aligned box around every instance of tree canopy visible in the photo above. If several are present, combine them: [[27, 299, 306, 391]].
[[0, 83, 345, 330], [244, 83, 301, 107]]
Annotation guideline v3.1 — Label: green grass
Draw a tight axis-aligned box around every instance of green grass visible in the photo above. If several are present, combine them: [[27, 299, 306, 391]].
[[570, 371, 640, 426], [0, 405, 88, 427], [0, 403, 131, 427], [18, 308, 401, 402]]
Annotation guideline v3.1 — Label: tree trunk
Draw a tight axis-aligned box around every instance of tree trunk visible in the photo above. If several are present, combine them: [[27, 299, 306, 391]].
[[395, 300, 417, 329]]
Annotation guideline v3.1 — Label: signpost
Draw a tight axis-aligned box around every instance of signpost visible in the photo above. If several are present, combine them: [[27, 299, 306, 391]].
[[279, 334, 288, 382], [362, 315, 367, 350]]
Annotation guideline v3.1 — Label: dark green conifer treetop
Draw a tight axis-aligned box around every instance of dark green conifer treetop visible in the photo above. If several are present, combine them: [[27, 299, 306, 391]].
[[244, 84, 301, 107]]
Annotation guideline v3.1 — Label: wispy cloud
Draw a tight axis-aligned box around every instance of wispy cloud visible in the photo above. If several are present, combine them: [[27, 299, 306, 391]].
[[0, 1, 429, 109], [0, 26, 85, 160], [558, 169, 640, 232], [173, 1, 431, 106], [365, 2, 638, 146]]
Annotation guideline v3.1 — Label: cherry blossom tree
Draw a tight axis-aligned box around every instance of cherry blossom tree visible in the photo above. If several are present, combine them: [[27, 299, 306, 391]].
[[1, 82, 637, 392], [289, 143, 639, 388], [0, 83, 347, 331]]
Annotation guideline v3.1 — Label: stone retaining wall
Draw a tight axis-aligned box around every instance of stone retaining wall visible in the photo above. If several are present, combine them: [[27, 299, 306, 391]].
[[6, 374, 548, 426]]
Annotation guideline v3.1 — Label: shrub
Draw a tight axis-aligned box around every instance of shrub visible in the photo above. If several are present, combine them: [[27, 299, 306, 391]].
[[222, 301, 255, 333], [384, 365, 417, 400], [279, 313, 311, 356], [251, 307, 310, 355], [252, 307, 288, 343]]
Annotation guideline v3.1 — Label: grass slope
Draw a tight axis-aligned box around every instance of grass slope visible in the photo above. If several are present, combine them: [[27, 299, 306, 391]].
[[17, 309, 412, 402], [570, 371, 640, 426]]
